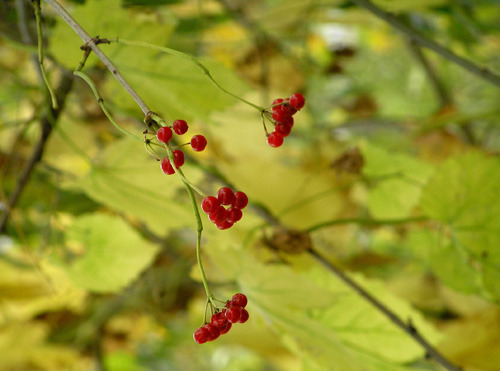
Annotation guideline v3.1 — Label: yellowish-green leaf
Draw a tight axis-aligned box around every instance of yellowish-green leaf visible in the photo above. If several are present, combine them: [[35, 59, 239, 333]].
[[66, 212, 159, 293], [361, 142, 434, 219]]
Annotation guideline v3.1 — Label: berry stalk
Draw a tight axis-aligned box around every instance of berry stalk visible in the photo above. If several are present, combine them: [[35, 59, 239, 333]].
[[73, 71, 143, 142], [109, 38, 265, 112], [181, 171, 214, 304]]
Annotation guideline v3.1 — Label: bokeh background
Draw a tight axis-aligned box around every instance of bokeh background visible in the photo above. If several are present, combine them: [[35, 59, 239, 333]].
[[1, 0, 500, 370]]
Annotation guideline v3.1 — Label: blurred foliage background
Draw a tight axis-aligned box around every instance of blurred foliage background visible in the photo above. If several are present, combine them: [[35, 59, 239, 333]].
[[1, 0, 500, 370]]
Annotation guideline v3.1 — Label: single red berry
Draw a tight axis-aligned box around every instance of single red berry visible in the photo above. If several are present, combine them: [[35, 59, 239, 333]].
[[156, 126, 173, 143], [190, 135, 207, 152], [272, 98, 284, 111], [232, 191, 248, 209], [202, 196, 220, 214], [216, 219, 234, 230], [193, 326, 210, 344], [225, 306, 242, 323], [231, 293, 247, 308], [173, 119, 188, 135], [289, 93, 305, 110], [280, 103, 297, 116], [209, 206, 227, 224], [272, 109, 292, 123], [238, 309, 249, 323], [217, 187, 235, 205], [227, 207, 243, 223], [267, 132, 284, 148], [172, 149, 185, 168], [275, 123, 292, 137], [203, 323, 220, 341], [161, 158, 175, 175], [211, 312, 229, 328], [219, 321, 232, 335], [281, 115, 294, 127]]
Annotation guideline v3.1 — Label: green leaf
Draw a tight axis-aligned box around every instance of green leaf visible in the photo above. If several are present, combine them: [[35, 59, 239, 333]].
[[204, 241, 439, 369], [66, 212, 159, 293], [420, 151, 500, 299], [63, 137, 195, 234], [420, 152, 500, 261], [361, 142, 434, 219], [406, 230, 483, 294]]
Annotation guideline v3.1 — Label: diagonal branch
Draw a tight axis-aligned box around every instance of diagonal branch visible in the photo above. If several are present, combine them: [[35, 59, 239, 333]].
[[41, 0, 150, 115], [309, 248, 462, 371], [406, 40, 477, 144], [349, 0, 500, 89]]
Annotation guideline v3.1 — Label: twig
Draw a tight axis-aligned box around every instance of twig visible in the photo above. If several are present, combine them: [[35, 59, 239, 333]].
[[349, 0, 500, 89], [41, 0, 150, 115], [306, 215, 428, 233], [407, 40, 451, 108], [73, 70, 143, 142], [406, 40, 476, 144], [0, 69, 74, 233], [308, 248, 462, 371]]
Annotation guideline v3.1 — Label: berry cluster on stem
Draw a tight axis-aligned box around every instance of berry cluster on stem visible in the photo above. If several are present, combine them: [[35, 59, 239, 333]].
[[193, 293, 249, 344], [201, 187, 248, 230], [156, 119, 207, 175], [265, 93, 305, 148]]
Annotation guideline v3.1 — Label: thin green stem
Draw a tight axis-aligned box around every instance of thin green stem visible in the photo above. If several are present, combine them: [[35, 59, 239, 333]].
[[33, 0, 58, 109], [180, 171, 214, 304], [162, 144, 207, 197], [110, 38, 265, 112], [306, 216, 429, 233], [73, 71, 143, 142]]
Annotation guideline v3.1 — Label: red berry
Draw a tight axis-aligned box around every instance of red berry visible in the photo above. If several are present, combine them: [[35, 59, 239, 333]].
[[172, 149, 185, 168], [272, 109, 292, 123], [190, 135, 207, 152], [193, 326, 210, 344], [238, 309, 249, 323], [219, 321, 232, 334], [232, 191, 248, 209], [281, 115, 294, 127], [211, 312, 228, 328], [173, 119, 188, 135], [161, 158, 175, 175], [209, 206, 227, 224], [275, 122, 292, 137], [225, 306, 242, 323], [267, 132, 283, 148], [201, 196, 220, 214], [217, 187, 235, 205], [280, 103, 297, 116], [156, 126, 172, 143], [203, 323, 220, 341], [216, 219, 234, 230], [231, 293, 247, 308], [272, 98, 284, 111], [289, 93, 305, 110], [227, 207, 242, 223]]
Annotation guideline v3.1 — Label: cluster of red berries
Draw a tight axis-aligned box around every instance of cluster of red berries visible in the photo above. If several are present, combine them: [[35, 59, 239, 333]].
[[193, 293, 249, 344], [156, 119, 208, 175], [267, 93, 305, 148], [201, 187, 248, 230]]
